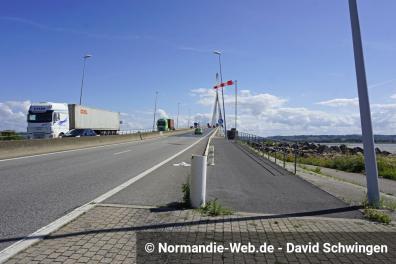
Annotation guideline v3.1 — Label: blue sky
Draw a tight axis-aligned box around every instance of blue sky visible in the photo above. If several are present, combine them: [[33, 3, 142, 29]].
[[1, 0, 396, 135]]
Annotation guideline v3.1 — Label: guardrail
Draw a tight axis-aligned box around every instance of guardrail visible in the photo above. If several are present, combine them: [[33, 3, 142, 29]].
[[238, 131, 301, 174], [0, 128, 192, 160], [118, 129, 155, 135]]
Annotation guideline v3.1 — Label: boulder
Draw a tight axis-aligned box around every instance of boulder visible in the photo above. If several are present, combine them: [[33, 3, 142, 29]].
[[352, 146, 363, 154], [381, 151, 391, 156], [292, 143, 299, 149], [330, 146, 341, 152], [375, 147, 382, 155], [317, 144, 330, 154], [339, 144, 348, 154]]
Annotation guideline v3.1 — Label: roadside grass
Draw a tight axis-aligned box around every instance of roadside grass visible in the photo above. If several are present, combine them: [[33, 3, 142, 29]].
[[363, 208, 391, 224], [239, 141, 396, 181], [181, 182, 233, 216], [362, 196, 392, 224], [181, 182, 191, 208], [198, 199, 233, 216], [300, 155, 396, 181]]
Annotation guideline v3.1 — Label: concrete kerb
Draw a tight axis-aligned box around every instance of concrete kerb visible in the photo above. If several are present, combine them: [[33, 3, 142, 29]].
[[0, 129, 192, 160]]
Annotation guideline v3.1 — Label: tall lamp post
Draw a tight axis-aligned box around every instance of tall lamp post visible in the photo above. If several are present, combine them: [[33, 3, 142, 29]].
[[349, 0, 380, 206], [152, 91, 159, 131], [176, 102, 180, 129], [213, 50, 227, 138], [79, 54, 92, 105], [188, 108, 191, 128], [235, 80, 238, 130]]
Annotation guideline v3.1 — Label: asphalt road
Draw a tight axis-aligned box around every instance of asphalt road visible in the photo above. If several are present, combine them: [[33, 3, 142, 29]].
[[0, 129, 211, 250], [207, 138, 362, 218]]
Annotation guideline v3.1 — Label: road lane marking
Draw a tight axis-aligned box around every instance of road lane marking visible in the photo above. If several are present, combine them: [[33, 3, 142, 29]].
[[113, 150, 131, 155], [0, 129, 214, 263]]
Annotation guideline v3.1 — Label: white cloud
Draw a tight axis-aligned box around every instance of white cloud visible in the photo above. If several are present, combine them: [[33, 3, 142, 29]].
[[190, 89, 396, 136], [0, 100, 31, 132], [391, 94, 396, 99], [316, 97, 359, 107]]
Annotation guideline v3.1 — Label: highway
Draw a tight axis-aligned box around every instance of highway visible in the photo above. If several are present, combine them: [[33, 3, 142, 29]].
[[0, 130, 211, 250]]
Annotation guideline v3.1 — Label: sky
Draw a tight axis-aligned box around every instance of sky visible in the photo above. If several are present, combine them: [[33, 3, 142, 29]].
[[1, 0, 396, 135]]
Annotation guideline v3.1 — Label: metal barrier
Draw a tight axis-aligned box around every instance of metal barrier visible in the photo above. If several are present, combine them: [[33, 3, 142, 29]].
[[117, 129, 155, 135], [237, 132, 300, 174]]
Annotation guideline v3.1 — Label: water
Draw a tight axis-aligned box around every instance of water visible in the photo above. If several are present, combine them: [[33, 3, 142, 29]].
[[322, 143, 396, 154]]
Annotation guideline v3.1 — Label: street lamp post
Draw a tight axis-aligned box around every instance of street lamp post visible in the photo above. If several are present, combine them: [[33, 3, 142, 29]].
[[152, 91, 159, 131], [176, 102, 180, 129], [79, 54, 92, 105], [235, 80, 237, 130], [348, 0, 380, 206], [188, 108, 191, 128], [214, 50, 227, 138]]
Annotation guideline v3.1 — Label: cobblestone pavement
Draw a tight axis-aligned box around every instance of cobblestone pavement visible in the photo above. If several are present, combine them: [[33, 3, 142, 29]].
[[5, 204, 396, 264]]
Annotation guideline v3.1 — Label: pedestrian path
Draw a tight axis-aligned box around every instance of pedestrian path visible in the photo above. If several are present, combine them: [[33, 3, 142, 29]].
[[207, 138, 361, 218], [4, 204, 396, 264]]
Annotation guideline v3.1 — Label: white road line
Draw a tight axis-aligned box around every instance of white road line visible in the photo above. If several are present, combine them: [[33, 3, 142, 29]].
[[0, 130, 213, 263], [113, 150, 131, 155]]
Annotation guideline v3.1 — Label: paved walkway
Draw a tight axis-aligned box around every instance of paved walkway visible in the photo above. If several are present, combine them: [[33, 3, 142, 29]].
[[289, 163, 396, 197], [207, 138, 361, 218], [4, 204, 396, 264]]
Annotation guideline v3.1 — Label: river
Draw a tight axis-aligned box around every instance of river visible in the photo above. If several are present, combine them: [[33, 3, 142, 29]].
[[322, 143, 396, 154]]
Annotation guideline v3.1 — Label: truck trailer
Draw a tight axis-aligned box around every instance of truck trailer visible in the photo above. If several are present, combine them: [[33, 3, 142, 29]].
[[27, 102, 120, 139], [156, 118, 175, 131]]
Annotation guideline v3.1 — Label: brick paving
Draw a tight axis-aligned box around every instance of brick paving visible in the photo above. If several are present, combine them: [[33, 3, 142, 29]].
[[5, 204, 396, 264]]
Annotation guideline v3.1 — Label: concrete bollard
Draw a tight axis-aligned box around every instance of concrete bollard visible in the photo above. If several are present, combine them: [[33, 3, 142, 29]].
[[208, 145, 215, 166], [190, 155, 207, 208]]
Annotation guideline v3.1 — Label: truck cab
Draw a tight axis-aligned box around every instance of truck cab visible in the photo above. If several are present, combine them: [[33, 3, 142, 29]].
[[27, 102, 70, 139], [156, 118, 168, 131]]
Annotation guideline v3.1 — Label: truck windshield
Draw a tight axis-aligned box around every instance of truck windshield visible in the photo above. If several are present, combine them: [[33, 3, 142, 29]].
[[157, 120, 166, 125], [27, 110, 53, 123]]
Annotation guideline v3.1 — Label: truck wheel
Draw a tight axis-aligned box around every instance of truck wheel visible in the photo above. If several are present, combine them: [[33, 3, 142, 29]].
[[59, 133, 64, 138]]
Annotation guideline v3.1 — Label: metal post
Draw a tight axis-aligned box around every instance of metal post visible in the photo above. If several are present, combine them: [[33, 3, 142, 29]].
[[349, 0, 380, 206], [235, 80, 237, 130], [188, 108, 190, 128], [152, 91, 158, 131], [190, 155, 207, 208], [283, 150, 286, 168], [79, 54, 91, 105], [294, 151, 297, 175], [176, 102, 180, 129]]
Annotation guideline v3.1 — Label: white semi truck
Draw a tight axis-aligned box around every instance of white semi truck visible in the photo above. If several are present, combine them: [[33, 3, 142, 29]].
[[27, 102, 120, 139]]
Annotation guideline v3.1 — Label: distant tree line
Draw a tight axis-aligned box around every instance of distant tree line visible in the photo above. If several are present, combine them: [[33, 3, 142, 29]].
[[0, 130, 24, 141]]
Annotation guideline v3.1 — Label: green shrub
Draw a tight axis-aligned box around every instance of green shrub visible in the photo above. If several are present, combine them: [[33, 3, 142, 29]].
[[313, 167, 321, 174], [377, 156, 396, 180], [363, 208, 391, 224], [199, 199, 233, 216], [181, 183, 191, 208]]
